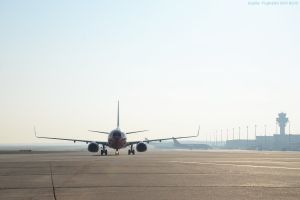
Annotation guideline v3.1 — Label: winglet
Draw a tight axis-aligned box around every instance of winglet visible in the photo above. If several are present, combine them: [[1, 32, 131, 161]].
[[197, 125, 200, 137], [34, 126, 38, 138]]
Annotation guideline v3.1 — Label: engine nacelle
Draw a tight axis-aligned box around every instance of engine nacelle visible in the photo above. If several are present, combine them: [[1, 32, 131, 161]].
[[88, 142, 99, 152], [136, 142, 147, 152]]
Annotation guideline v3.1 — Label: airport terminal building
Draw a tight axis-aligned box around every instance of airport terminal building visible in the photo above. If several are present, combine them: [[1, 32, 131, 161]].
[[256, 134, 300, 151]]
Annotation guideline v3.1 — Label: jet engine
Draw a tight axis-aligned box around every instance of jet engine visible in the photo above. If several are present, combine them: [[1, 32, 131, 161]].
[[136, 142, 147, 152], [88, 142, 99, 152]]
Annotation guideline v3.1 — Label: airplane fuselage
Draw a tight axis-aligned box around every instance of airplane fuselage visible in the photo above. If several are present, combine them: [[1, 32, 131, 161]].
[[107, 129, 127, 150]]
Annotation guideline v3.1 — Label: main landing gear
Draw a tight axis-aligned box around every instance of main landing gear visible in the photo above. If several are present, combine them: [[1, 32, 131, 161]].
[[100, 145, 108, 156], [128, 145, 135, 155], [100, 149, 108, 156]]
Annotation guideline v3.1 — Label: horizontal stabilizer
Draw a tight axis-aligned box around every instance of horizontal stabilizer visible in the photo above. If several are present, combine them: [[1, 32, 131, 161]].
[[88, 130, 110, 134], [126, 130, 149, 134]]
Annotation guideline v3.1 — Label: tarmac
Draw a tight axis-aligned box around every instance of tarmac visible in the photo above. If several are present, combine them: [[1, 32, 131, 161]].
[[0, 150, 300, 200]]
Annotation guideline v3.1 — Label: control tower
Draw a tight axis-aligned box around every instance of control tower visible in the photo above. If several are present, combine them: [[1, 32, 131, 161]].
[[276, 112, 289, 135]]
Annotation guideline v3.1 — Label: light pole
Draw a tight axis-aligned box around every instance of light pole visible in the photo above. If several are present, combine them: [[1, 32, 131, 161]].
[[264, 124, 267, 149], [289, 121, 291, 149], [221, 129, 223, 145], [246, 126, 249, 146], [226, 128, 228, 142], [255, 124, 257, 149], [215, 130, 218, 146]]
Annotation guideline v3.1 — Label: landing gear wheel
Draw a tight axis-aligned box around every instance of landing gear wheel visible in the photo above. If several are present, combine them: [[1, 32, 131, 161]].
[[100, 149, 107, 156], [128, 148, 135, 155], [100, 144, 108, 156], [128, 145, 135, 155]]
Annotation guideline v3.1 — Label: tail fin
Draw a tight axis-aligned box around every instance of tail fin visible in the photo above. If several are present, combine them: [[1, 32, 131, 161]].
[[117, 100, 120, 129], [173, 138, 181, 146]]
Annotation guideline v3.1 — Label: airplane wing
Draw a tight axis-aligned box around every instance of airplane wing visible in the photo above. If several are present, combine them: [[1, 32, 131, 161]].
[[34, 127, 108, 145], [126, 126, 200, 146]]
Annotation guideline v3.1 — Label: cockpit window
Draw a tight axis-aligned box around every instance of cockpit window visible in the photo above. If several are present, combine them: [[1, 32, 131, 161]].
[[112, 131, 121, 137]]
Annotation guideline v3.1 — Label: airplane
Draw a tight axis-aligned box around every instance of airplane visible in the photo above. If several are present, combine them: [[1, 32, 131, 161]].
[[34, 101, 200, 156], [172, 138, 212, 150]]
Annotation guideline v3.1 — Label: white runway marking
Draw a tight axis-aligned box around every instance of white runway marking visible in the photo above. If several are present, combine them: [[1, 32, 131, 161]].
[[167, 161, 300, 170]]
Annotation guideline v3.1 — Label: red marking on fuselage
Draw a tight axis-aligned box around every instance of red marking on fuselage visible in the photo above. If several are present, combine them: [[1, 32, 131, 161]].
[[108, 137, 127, 149]]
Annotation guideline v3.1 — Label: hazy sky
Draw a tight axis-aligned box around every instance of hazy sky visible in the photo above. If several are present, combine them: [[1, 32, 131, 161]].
[[0, 0, 299, 144]]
